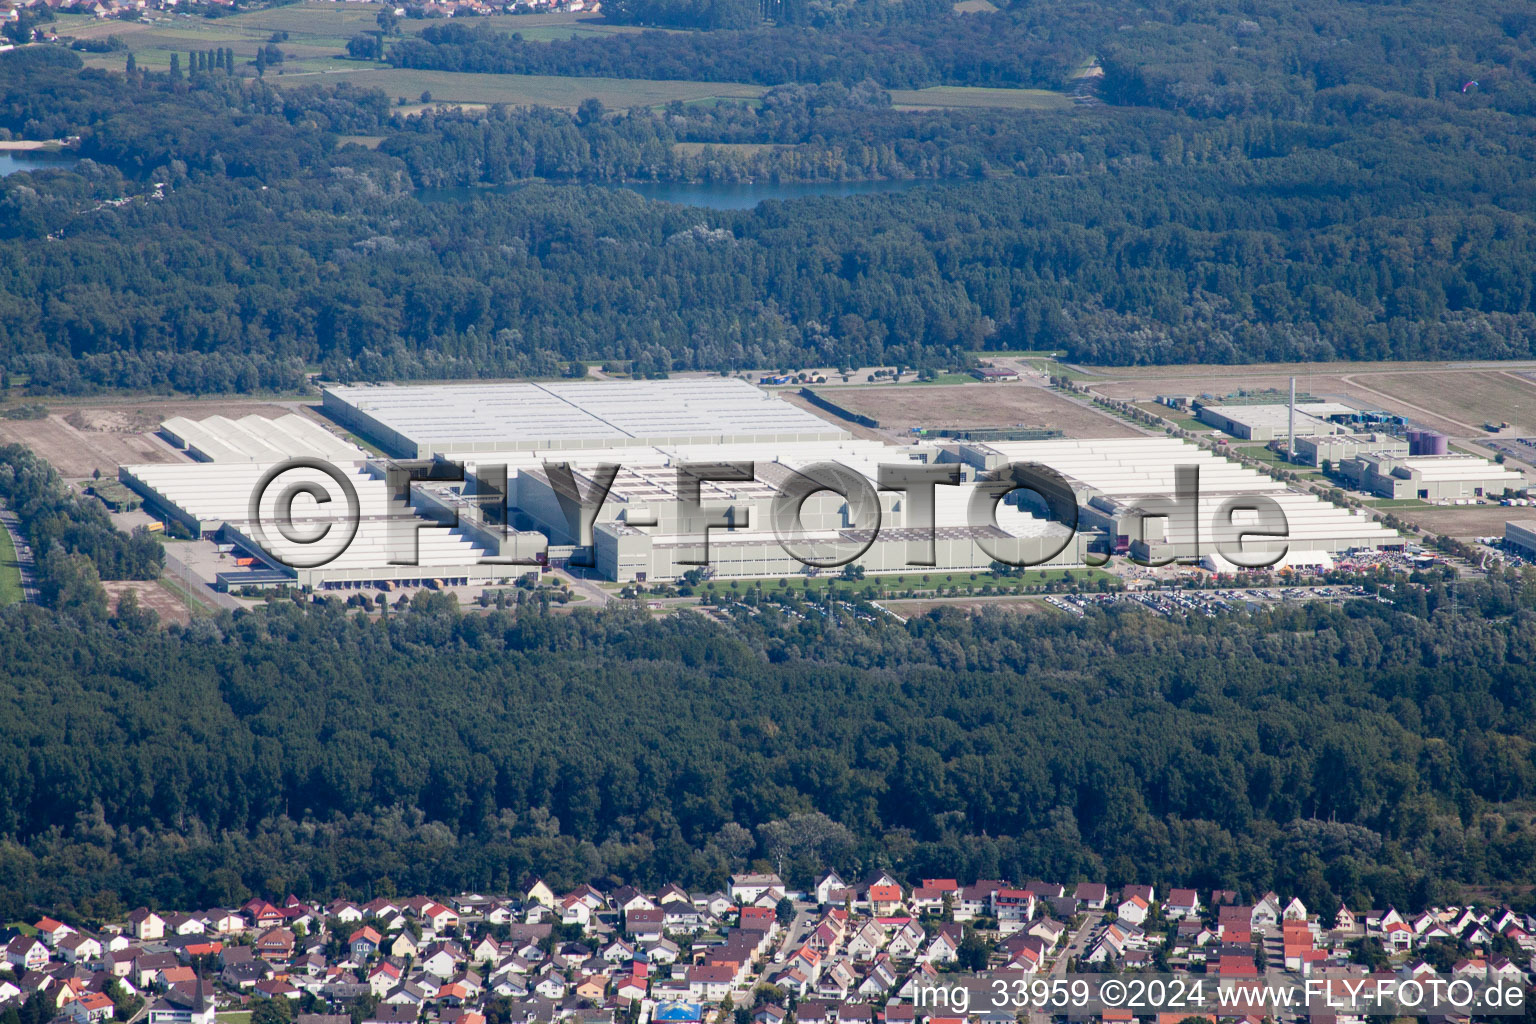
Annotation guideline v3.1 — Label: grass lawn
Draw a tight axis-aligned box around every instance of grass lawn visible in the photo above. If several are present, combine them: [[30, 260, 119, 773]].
[[1134, 402, 1202, 430], [217, 1012, 252, 1024], [269, 66, 768, 110], [0, 521, 22, 607], [704, 567, 1117, 600], [1366, 498, 1430, 508], [1231, 444, 1324, 478], [975, 349, 1065, 359], [1036, 359, 1091, 381]]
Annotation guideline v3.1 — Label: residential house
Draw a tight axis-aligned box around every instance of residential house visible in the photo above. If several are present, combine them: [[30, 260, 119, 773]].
[[67, 993, 116, 1024], [35, 918, 76, 948], [129, 909, 167, 941], [255, 928, 296, 962], [146, 981, 215, 1024], [58, 933, 102, 965], [887, 921, 925, 959], [626, 909, 664, 943], [6, 936, 48, 972], [350, 927, 382, 960], [814, 873, 846, 907], [419, 903, 459, 934], [687, 965, 736, 1002], [1028, 918, 1064, 948], [1117, 895, 1150, 927], [420, 942, 464, 979], [729, 875, 785, 905], [993, 889, 1036, 933], [1074, 883, 1108, 910], [327, 901, 365, 924], [1165, 889, 1200, 921], [164, 914, 205, 937]]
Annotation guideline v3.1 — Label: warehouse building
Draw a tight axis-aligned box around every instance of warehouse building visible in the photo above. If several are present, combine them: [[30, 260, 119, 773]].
[[160, 413, 366, 463], [1340, 453, 1527, 501], [121, 459, 546, 589], [1506, 520, 1536, 559], [1196, 402, 1354, 441], [321, 380, 847, 458], [123, 382, 1407, 588], [944, 437, 1398, 568], [1292, 432, 1409, 469]]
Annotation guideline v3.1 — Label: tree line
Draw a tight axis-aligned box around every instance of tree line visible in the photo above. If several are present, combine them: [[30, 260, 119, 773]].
[[0, 445, 163, 615], [2, 570, 1536, 923]]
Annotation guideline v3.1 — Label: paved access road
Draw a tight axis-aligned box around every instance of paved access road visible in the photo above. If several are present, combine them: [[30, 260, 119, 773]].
[[0, 506, 39, 603]]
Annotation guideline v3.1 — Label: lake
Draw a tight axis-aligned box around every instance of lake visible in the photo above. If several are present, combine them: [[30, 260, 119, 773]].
[[419, 177, 938, 209], [0, 150, 79, 176]]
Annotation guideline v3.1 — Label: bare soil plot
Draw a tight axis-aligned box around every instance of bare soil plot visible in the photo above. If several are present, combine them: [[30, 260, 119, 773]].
[[0, 416, 179, 478], [1092, 372, 1469, 436], [102, 580, 192, 627], [1399, 505, 1522, 539], [820, 382, 1143, 437], [0, 400, 294, 479], [1364, 371, 1536, 433], [1083, 358, 1536, 380]]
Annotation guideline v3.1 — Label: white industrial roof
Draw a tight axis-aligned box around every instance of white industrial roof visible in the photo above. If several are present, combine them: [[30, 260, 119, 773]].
[[1397, 456, 1526, 483], [1202, 402, 1352, 432], [327, 379, 850, 451], [124, 435, 1399, 574], [161, 413, 366, 463], [978, 437, 1399, 548], [124, 461, 488, 570]]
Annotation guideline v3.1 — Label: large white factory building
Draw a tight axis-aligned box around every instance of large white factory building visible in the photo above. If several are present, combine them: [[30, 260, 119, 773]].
[[121, 380, 1404, 589]]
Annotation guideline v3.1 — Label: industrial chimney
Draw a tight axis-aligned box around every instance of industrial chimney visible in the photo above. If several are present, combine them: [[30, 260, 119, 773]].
[[1288, 377, 1296, 464]]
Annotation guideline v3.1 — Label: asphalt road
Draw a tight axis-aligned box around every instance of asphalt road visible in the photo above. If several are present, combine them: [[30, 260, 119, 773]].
[[0, 507, 39, 603]]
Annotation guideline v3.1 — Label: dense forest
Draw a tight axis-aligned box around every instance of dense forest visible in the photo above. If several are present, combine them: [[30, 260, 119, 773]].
[[386, 11, 1083, 89], [2, 571, 1536, 921], [7, 40, 1536, 387], [389, 0, 1536, 116]]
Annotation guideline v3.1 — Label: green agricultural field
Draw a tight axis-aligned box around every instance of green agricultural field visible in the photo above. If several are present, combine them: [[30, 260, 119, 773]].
[[64, 6, 635, 74], [888, 86, 1072, 111], [63, 6, 1072, 113], [269, 66, 768, 109]]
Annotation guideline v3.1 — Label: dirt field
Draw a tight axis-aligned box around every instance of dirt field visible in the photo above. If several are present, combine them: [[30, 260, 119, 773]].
[[1088, 360, 1536, 438], [1363, 371, 1536, 433], [0, 415, 183, 479], [810, 382, 1143, 437], [0, 401, 298, 479], [102, 580, 192, 627], [1092, 372, 1470, 436], [1396, 505, 1523, 539]]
